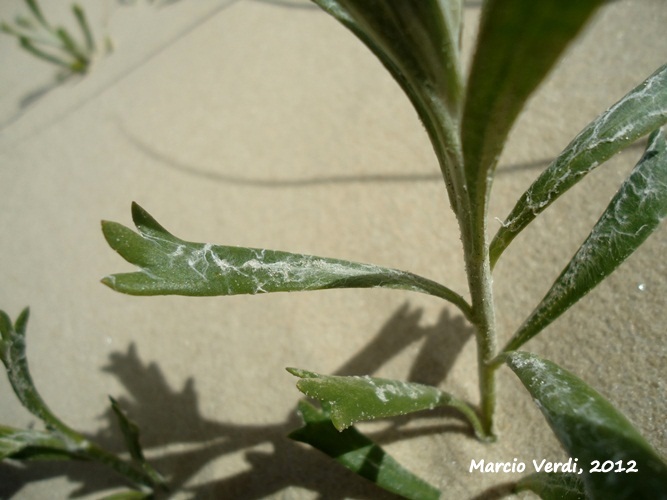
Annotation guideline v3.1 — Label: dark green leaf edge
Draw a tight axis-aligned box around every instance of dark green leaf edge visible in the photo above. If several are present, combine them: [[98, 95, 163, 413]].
[[502, 127, 667, 352], [289, 400, 441, 500], [491, 63, 667, 267], [505, 351, 667, 499], [288, 368, 485, 440], [102, 203, 472, 319]]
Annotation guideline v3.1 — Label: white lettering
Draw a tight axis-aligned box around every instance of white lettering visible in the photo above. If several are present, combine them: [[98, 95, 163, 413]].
[[533, 459, 547, 472], [469, 459, 484, 473], [469, 458, 526, 473]]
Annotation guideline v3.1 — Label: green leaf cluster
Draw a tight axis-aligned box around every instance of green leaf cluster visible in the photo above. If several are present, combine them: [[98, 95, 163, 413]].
[[1, 0, 99, 78], [95, 0, 667, 497], [2, 0, 663, 498]]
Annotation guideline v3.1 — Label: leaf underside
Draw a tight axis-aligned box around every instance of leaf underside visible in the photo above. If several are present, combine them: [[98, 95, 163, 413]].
[[289, 400, 440, 500], [491, 64, 667, 265], [102, 203, 470, 315], [506, 352, 667, 499], [505, 128, 667, 351]]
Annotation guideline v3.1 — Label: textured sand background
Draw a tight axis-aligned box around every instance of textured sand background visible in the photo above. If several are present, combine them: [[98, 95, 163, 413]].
[[1, 0, 665, 498]]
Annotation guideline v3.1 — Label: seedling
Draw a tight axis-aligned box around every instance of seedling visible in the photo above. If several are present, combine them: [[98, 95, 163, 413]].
[[1, 0, 101, 79], [2, 1, 667, 498]]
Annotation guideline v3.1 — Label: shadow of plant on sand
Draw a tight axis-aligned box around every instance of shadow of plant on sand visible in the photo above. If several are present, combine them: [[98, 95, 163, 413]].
[[102, 303, 474, 498], [0, 303, 472, 499], [0, 302, 474, 498]]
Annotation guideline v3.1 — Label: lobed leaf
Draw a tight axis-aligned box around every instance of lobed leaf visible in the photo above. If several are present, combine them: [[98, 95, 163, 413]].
[[515, 472, 585, 500], [102, 203, 471, 317], [504, 128, 667, 351], [289, 400, 440, 500], [310, 0, 465, 215], [506, 352, 667, 499], [491, 64, 667, 265], [462, 0, 604, 215], [288, 368, 466, 431]]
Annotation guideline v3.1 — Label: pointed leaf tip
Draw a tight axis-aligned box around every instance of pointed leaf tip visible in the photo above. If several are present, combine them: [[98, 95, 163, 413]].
[[286, 367, 317, 378]]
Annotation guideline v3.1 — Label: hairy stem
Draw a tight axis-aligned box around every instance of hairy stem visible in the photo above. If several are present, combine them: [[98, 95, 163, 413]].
[[456, 187, 497, 439], [468, 249, 497, 438]]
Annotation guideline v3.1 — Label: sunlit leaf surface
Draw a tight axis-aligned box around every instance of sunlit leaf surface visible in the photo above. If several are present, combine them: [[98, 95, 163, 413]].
[[505, 128, 667, 351], [491, 64, 667, 265], [506, 352, 667, 499], [102, 203, 471, 316]]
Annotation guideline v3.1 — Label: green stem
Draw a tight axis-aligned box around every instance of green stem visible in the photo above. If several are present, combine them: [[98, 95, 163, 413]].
[[442, 395, 492, 442], [457, 192, 497, 439], [469, 252, 497, 438]]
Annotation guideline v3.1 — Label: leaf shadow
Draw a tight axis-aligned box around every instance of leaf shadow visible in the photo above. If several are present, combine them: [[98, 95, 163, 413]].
[[0, 302, 474, 498]]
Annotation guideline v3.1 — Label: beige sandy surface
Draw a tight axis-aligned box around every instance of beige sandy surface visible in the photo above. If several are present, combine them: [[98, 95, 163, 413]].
[[1, 0, 666, 498]]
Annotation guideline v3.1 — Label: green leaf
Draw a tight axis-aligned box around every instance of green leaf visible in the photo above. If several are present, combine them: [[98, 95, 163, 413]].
[[288, 368, 485, 439], [72, 4, 94, 52], [0, 425, 38, 459], [289, 400, 440, 500], [0, 307, 45, 416], [0, 308, 71, 435], [491, 64, 667, 265], [102, 203, 471, 317], [25, 0, 49, 29], [109, 398, 165, 487], [110, 397, 144, 463], [504, 128, 667, 351], [505, 352, 667, 499], [310, 0, 465, 215], [0, 425, 79, 461], [515, 472, 585, 500], [18, 37, 72, 70], [462, 0, 604, 215]]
